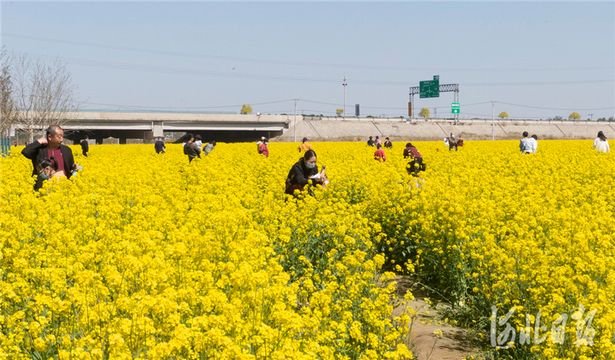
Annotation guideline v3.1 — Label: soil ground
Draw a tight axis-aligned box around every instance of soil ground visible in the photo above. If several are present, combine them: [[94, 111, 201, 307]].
[[392, 276, 488, 360]]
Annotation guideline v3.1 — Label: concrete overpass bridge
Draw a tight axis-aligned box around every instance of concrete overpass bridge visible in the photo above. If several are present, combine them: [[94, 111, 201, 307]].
[[43, 112, 293, 143], [13, 111, 614, 144]]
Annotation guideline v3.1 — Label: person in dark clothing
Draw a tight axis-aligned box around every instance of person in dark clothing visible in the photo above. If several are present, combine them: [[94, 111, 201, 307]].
[[384, 137, 393, 148], [367, 136, 375, 147], [34, 157, 59, 190], [155, 137, 166, 154], [285, 150, 327, 196], [405, 143, 426, 177], [80, 136, 89, 156], [183, 133, 201, 163], [447, 133, 461, 151], [22, 125, 77, 190]]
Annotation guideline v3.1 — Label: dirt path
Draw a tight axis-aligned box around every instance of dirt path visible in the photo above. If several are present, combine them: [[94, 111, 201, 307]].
[[392, 277, 485, 360]]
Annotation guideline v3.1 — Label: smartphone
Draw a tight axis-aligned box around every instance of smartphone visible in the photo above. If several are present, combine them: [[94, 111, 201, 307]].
[[321, 165, 326, 175]]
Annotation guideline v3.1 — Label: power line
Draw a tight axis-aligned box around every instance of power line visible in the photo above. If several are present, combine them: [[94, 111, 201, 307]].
[[459, 111, 565, 120], [7, 33, 614, 73], [79, 98, 614, 114], [23, 53, 339, 84], [497, 101, 614, 111], [16, 52, 615, 88], [82, 99, 294, 109], [299, 99, 340, 106], [465, 80, 613, 86]]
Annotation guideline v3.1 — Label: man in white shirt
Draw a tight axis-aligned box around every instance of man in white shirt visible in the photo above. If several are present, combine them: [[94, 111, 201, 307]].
[[525, 134, 538, 154]]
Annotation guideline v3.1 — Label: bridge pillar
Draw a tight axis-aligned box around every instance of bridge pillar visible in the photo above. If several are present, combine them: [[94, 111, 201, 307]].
[[152, 122, 164, 137]]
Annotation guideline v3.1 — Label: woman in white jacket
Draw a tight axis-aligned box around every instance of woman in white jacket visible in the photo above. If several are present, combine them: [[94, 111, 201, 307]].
[[593, 131, 610, 153]]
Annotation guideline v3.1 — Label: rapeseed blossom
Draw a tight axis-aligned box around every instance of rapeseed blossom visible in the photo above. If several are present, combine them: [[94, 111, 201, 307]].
[[1, 139, 613, 359], [1, 142, 412, 359]]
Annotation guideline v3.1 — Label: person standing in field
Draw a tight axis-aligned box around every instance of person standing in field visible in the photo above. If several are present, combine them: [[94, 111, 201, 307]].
[[523, 134, 537, 154], [298, 137, 313, 153], [375, 136, 383, 147], [155, 137, 166, 154], [194, 135, 203, 159], [257, 136, 265, 154], [259, 138, 269, 158], [384, 137, 393, 148], [527, 135, 538, 154], [593, 131, 610, 153], [80, 136, 89, 157], [194, 134, 203, 148], [447, 133, 461, 151], [374, 144, 386, 162], [183, 133, 201, 163], [519, 131, 530, 154], [203, 140, 216, 156], [367, 136, 375, 147], [22, 125, 77, 190]]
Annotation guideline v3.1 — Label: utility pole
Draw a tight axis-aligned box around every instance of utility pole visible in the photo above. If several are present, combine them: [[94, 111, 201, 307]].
[[492, 101, 496, 141], [294, 99, 298, 142], [589, 113, 593, 121], [343, 77, 347, 120], [434, 108, 437, 119]]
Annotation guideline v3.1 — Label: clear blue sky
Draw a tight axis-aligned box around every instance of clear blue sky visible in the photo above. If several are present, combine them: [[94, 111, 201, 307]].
[[2, 1, 614, 119]]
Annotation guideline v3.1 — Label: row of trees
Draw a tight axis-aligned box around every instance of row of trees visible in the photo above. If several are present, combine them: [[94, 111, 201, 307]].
[[0, 47, 79, 141], [413, 108, 610, 121], [246, 105, 611, 122]]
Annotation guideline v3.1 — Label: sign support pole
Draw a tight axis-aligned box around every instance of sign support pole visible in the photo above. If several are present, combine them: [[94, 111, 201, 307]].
[[342, 77, 347, 120], [454, 88, 459, 124]]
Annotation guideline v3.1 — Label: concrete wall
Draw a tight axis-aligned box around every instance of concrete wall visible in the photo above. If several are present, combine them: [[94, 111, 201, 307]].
[[275, 119, 615, 142], [63, 112, 291, 123]]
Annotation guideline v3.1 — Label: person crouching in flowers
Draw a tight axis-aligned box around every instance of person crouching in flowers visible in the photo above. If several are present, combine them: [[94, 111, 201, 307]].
[[285, 150, 328, 196], [34, 157, 61, 190], [374, 143, 386, 162], [403, 143, 414, 159], [298, 137, 313, 153], [405, 143, 426, 177]]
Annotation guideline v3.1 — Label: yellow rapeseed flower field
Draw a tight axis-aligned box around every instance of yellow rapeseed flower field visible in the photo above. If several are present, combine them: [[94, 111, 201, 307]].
[[1, 139, 613, 360]]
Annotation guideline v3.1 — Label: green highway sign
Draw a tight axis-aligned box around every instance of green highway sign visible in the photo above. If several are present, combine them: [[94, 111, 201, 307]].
[[419, 75, 440, 98], [452, 102, 460, 114]]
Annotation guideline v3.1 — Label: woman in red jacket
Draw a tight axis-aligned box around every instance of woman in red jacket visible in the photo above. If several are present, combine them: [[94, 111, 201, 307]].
[[374, 144, 386, 162]]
